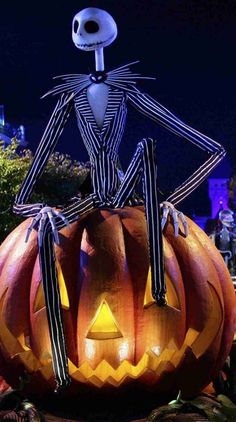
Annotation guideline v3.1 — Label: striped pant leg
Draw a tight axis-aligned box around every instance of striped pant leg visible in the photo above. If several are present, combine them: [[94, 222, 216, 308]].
[[114, 138, 166, 305], [39, 226, 71, 391], [38, 195, 97, 391], [141, 139, 166, 305], [57, 194, 99, 229]]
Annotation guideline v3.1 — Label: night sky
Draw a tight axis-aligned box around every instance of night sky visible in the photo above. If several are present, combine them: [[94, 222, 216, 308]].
[[1, 0, 236, 216]]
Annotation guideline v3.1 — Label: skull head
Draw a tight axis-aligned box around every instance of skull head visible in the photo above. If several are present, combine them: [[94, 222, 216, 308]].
[[72, 8, 118, 51]]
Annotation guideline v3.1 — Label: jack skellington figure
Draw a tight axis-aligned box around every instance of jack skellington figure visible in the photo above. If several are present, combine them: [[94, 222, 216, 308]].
[[13, 8, 225, 391]]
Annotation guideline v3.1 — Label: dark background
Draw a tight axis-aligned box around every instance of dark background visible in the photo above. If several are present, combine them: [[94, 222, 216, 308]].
[[0, 0, 235, 216]]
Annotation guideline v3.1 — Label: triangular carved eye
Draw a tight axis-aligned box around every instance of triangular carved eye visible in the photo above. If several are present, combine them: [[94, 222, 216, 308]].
[[34, 261, 70, 312], [56, 261, 70, 310], [144, 268, 156, 308], [144, 268, 180, 310], [86, 300, 123, 340], [34, 283, 45, 313]]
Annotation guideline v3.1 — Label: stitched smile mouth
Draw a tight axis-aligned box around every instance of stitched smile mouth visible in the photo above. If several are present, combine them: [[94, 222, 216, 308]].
[[75, 34, 115, 50], [77, 40, 104, 48]]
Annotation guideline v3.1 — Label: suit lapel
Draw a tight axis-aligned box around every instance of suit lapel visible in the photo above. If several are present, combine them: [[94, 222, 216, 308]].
[[101, 88, 125, 135], [77, 87, 125, 138], [76, 89, 100, 136]]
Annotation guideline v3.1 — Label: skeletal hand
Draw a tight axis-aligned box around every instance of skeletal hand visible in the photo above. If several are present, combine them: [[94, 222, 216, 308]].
[[25, 206, 69, 247], [160, 201, 188, 237]]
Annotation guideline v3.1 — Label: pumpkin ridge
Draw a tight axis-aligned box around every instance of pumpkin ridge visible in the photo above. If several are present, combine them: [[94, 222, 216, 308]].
[[1, 232, 38, 342], [189, 218, 236, 373], [164, 222, 220, 333]]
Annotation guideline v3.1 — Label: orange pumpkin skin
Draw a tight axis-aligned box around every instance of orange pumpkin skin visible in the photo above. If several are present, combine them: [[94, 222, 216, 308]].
[[0, 206, 235, 397]]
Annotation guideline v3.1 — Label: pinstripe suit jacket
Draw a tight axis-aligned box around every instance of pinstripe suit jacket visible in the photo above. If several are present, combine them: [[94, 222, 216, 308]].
[[13, 64, 225, 217]]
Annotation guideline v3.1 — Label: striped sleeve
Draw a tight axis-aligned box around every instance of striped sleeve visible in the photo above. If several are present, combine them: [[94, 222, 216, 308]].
[[13, 93, 73, 217], [127, 89, 226, 206]]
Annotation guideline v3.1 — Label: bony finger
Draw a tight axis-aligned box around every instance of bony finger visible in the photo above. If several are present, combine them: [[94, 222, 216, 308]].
[[25, 222, 34, 243], [54, 210, 70, 227], [174, 221, 179, 237], [25, 227, 32, 243], [179, 212, 189, 237], [41, 213, 48, 222], [48, 214, 57, 231], [161, 217, 167, 230], [47, 213, 59, 241], [162, 207, 169, 219], [53, 229, 60, 245], [25, 215, 41, 242], [47, 210, 55, 222], [171, 211, 179, 237], [60, 215, 70, 226], [38, 217, 46, 247], [38, 226, 45, 246], [183, 221, 189, 237], [171, 208, 177, 220]]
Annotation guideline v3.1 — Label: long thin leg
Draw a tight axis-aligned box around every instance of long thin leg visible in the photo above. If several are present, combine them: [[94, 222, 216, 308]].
[[39, 229, 71, 391], [141, 139, 166, 305], [37, 194, 98, 391], [113, 138, 166, 305]]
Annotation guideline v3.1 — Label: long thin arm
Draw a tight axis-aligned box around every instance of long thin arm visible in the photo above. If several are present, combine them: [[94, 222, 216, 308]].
[[13, 93, 72, 217], [128, 88, 226, 206]]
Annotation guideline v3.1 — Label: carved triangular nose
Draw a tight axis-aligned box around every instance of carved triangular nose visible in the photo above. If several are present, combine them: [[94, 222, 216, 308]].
[[86, 300, 123, 339]]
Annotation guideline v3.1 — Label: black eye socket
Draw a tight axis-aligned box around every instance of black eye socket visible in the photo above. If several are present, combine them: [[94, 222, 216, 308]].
[[84, 20, 99, 34], [73, 20, 79, 33]]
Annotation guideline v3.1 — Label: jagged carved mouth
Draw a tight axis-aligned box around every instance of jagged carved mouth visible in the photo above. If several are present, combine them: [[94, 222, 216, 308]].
[[0, 282, 222, 388]]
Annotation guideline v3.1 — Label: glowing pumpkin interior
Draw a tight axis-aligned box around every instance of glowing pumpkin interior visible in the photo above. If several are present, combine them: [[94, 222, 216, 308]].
[[0, 207, 235, 396]]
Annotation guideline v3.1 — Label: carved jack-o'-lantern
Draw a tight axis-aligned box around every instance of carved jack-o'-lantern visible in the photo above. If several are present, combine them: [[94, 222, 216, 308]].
[[0, 207, 235, 397]]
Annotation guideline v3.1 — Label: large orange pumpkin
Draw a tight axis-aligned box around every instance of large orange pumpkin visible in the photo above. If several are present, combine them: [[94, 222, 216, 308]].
[[0, 206, 235, 397]]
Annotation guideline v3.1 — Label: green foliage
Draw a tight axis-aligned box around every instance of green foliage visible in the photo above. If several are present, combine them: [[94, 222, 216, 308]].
[[148, 393, 236, 421], [0, 139, 90, 243]]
